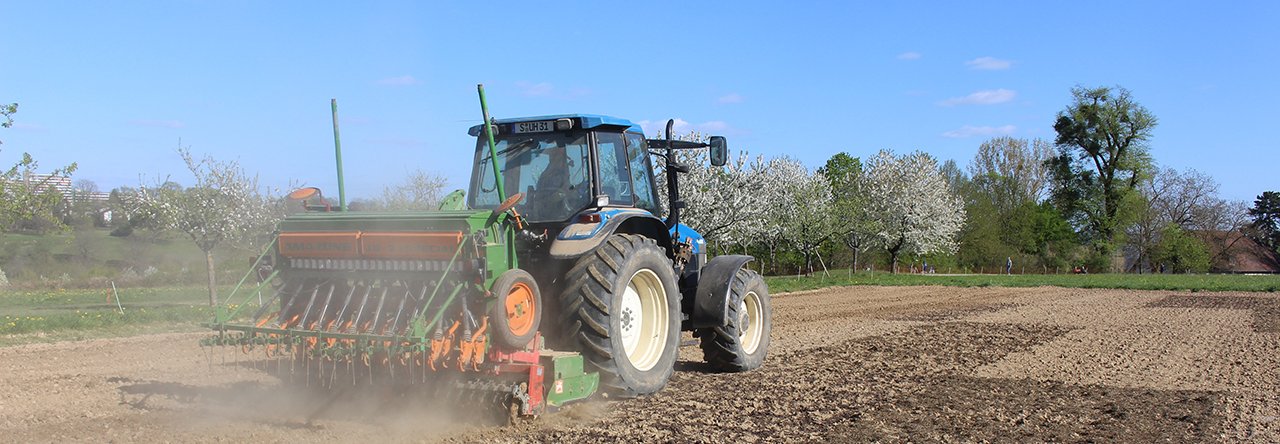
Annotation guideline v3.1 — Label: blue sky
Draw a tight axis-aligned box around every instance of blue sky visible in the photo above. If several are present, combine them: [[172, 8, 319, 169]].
[[2, 1, 1276, 202]]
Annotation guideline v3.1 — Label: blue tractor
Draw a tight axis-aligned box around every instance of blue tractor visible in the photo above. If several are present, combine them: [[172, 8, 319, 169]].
[[466, 113, 773, 396]]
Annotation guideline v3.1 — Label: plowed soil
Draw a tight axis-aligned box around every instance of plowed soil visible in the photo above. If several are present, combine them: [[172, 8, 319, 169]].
[[2, 286, 1277, 442]]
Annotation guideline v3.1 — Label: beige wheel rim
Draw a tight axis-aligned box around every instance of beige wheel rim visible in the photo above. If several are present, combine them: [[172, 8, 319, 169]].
[[619, 269, 669, 372], [740, 290, 764, 354]]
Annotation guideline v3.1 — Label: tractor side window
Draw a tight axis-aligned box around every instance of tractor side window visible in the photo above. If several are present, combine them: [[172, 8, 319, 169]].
[[596, 132, 632, 206], [625, 133, 659, 214]]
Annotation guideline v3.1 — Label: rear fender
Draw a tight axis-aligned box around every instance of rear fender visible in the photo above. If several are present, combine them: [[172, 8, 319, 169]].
[[548, 209, 669, 259], [690, 255, 754, 328]]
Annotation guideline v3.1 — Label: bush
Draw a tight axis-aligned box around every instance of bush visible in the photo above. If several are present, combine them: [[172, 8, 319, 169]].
[[1152, 225, 1211, 274]]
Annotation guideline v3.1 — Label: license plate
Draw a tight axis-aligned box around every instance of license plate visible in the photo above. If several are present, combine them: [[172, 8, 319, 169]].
[[514, 121, 554, 133]]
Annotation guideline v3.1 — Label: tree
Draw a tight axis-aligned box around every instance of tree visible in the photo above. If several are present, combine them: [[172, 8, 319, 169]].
[[1049, 86, 1157, 266], [1, 103, 17, 137], [377, 169, 449, 211], [1, 102, 79, 232], [862, 150, 965, 273], [135, 147, 278, 306], [1151, 224, 1210, 273], [1249, 191, 1280, 254], [655, 144, 771, 248], [767, 157, 837, 276], [819, 153, 873, 272], [956, 137, 1059, 271], [968, 137, 1053, 214], [1131, 166, 1218, 271]]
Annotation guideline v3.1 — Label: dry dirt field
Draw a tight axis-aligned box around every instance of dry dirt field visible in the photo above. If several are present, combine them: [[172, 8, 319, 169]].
[[2, 286, 1278, 442]]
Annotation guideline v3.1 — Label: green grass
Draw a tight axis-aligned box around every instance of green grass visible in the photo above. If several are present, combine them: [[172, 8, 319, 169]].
[[765, 272, 1280, 294], [4, 272, 1277, 347], [0, 228, 260, 288], [0, 285, 261, 346]]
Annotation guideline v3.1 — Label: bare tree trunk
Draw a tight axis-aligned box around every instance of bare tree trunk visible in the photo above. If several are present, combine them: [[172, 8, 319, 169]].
[[803, 248, 813, 276], [762, 241, 773, 276], [205, 250, 217, 307]]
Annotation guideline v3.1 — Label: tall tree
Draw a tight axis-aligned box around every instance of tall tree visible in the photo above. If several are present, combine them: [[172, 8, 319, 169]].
[[957, 137, 1059, 270], [1126, 167, 1226, 272], [1249, 191, 1280, 254], [818, 153, 872, 272], [770, 158, 837, 276], [135, 147, 279, 306], [968, 137, 1053, 213], [1049, 85, 1157, 266], [862, 150, 965, 273]]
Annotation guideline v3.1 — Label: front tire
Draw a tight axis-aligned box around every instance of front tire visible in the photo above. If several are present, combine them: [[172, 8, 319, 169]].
[[561, 234, 680, 397], [698, 269, 771, 372]]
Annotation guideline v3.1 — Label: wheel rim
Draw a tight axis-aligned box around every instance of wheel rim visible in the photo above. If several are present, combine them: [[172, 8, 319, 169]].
[[739, 290, 764, 354], [505, 282, 536, 337], [618, 269, 669, 372]]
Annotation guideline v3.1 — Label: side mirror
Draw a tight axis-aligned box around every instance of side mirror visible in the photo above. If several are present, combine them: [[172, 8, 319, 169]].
[[709, 136, 728, 167]]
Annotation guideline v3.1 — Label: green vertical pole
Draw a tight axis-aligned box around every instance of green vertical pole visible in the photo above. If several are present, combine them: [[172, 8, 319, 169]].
[[331, 98, 348, 211], [476, 84, 505, 201]]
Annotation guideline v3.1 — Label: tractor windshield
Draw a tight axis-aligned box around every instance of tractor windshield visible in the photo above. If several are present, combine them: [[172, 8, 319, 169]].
[[469, 132, 592, 222]]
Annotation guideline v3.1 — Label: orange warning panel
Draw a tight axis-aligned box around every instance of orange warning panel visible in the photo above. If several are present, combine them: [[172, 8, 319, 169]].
[[278, 232, 361, 258], [361, 232, 463, 260]]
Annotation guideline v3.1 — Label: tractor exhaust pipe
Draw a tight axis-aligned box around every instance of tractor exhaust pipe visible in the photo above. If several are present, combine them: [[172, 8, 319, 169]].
[[663, 119, 682, 237]]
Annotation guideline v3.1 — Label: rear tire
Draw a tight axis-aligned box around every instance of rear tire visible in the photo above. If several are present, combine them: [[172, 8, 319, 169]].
[[560, 234, 680, 397], [698, 269, 771, 372]]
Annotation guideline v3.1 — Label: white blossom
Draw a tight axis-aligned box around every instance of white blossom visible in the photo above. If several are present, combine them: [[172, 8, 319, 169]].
[[862, 150, 966, 272]]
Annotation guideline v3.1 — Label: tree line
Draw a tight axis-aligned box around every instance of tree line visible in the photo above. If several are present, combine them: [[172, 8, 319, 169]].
[[5, 86, 1280, 299], [663, 86, 1280, 275]]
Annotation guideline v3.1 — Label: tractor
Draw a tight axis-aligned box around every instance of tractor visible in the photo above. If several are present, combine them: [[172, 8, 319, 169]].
[[203, 85, 772, 420]]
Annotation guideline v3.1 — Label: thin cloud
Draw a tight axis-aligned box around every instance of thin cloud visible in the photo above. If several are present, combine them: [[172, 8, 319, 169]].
[[11, 122, 46, 130], [965, 56, 1013, 70], [129, 119, 185, 129], [515, 81, 554, 97], [376, 75, 421, 86], [939, 89, 1016, 106], [942, 125, 1016, 138], [897, 52, 922, 60], [716, 93, 744, 104]]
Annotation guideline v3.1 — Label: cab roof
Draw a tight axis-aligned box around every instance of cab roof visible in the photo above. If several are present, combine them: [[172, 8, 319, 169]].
[[467, 114, 643, 136]]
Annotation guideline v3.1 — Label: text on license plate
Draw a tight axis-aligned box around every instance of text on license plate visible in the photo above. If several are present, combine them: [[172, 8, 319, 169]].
[[514, 121, 554, 133]]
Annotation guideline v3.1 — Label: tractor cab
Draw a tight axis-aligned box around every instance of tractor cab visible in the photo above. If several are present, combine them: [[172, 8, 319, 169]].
[[466, 114, 664, 223]]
